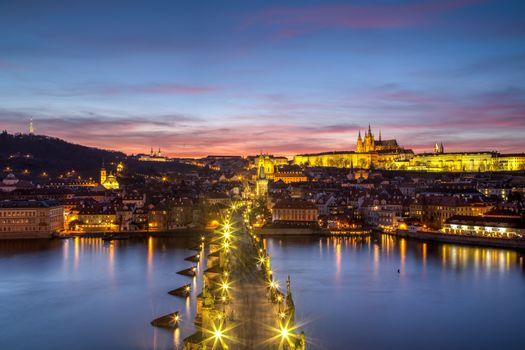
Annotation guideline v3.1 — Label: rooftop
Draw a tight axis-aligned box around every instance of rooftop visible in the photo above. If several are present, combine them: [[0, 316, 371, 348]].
[[0, 199, 61, 208]]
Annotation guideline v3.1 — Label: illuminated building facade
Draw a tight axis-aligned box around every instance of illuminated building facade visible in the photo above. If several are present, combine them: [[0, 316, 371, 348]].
[[442, 215, 525, 239], [75, 208, 118, 232], [255, 155, 269, 198], [409, 196, 492, 228], [100, 166, 119, 190], [273, 171, 308, 184], [293, 125, 525, 172], [137, 148, 170, 162], [271, 200, 318, 223], [0, 200, 64, 239]]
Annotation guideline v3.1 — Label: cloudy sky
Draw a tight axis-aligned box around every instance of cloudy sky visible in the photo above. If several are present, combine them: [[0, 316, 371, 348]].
[[1, 0, 524, 157]]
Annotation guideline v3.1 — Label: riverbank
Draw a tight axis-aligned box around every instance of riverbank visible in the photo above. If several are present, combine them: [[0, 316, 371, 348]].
[[254, 226, 371, 237], [394, 229, 525, 250], [59, 228, 205, 239]]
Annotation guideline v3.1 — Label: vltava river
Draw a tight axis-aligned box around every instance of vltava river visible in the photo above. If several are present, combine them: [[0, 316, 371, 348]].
[[0, 235, 524, 350]]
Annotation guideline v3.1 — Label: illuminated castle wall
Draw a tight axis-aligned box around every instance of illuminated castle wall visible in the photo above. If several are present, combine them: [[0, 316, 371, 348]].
[[293, 126, 525, 172]]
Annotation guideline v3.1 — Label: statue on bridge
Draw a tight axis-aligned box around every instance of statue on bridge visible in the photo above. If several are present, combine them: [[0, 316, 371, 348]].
[[202, 285, 214, 308], [285, 275, 295, 326]]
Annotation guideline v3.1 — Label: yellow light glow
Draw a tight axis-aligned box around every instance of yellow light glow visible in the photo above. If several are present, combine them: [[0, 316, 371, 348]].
[[280, 327, 289, 339]]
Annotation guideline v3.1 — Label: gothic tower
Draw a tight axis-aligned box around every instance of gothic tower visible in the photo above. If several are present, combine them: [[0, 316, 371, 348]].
[[256, 154, 269, 198], [100, 166, 107, 184], [364, 124, 375, 152], [356, 130, 363, 152]]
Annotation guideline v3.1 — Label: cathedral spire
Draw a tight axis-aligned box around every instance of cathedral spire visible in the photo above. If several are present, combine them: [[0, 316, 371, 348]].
[[368, 123, 371, 136], [379, 130, 381, 142], [29, 117, 34, 135]]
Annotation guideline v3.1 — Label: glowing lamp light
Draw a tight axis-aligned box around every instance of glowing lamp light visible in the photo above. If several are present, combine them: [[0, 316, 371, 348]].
[[280, 326, 290, 339], [213, 329, 223, 339], [171, 313, 180, 326]]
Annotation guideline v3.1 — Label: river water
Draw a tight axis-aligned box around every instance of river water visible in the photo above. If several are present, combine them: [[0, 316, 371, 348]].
[[0, 235, 524, 350]]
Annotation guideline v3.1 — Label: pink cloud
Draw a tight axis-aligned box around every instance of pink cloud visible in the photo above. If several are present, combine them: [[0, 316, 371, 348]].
[[242, 0, 485, 39], [0, 60, 22, 71], [46, 83, 220, 97], [99, 83, 218, 95]]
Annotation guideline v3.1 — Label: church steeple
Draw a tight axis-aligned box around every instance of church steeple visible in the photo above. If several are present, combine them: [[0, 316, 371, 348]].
[[356, 130, 363, 152]]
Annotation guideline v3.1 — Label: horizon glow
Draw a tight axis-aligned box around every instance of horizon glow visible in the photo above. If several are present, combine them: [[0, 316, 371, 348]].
[[1, 0, 524, 157]]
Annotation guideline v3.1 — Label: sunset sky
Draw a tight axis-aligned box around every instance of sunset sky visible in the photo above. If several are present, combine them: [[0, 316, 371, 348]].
[[1, 0, 524, 157]]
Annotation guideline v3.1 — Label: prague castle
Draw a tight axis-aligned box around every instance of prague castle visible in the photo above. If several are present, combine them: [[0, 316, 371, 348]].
[[293, 125, 525, 172]]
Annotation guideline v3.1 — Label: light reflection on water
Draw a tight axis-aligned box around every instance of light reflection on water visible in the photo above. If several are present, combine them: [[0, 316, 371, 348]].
[[0, 237, 202, 350], [0, 235, 524, 350], [266, 234, 525, 350]]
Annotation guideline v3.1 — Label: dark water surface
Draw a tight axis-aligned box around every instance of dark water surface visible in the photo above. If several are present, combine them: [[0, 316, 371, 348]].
[[1, 235, 524, 350]]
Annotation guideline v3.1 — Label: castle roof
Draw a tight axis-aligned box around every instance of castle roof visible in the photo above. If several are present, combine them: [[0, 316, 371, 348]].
[[374, 139, 398, 147]]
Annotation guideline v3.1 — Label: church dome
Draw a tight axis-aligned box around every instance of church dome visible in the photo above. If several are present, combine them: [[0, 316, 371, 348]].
[[3, 173, 19, 185]]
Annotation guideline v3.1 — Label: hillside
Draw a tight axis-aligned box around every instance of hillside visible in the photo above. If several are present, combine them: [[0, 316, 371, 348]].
[[0, 132, 126, 179]]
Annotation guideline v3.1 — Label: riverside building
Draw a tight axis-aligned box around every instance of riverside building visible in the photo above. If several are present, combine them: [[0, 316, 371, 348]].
[[0, 200, 64, 239]]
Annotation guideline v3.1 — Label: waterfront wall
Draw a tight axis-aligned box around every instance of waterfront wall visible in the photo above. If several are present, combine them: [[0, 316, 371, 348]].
[[0, 231, 53, 240], [396, 230, 525, 249], [254, 227, 328, 236]]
